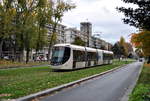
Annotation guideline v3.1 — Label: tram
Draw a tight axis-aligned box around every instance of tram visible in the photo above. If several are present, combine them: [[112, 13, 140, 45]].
[[50, 44, 113, 70]]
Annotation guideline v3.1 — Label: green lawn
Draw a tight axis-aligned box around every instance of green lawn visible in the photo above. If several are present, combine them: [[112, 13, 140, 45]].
[[0, 60, 49, 69], [129, 64, 150, 101], [0, 60, 133, 100]]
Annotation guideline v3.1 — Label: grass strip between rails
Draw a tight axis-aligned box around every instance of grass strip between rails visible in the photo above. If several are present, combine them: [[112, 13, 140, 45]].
[[129, 64, 150, 101], [0, 60, 133, 99]]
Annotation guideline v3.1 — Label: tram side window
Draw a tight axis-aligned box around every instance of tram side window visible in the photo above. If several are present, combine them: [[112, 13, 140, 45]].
[[103, 53, 108, 60], [73, 50, 85, 62], [103, 53, 106, 60], [87, 52, 97, 61], [103, 53, 113, 60], [108, 54, 113, 60], [110, 54, 113, 59]]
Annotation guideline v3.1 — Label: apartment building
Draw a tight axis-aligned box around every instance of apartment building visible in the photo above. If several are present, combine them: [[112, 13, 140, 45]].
[[1, 22, 112, 62], [80, 22, 92, 47], [46, 24, 66, 44]]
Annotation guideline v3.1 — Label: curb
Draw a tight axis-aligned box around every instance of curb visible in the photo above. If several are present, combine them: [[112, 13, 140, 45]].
[[16, 63, 131, 101]]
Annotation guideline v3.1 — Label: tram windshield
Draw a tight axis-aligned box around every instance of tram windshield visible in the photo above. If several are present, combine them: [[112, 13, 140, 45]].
[[51, 47, 70, 65]]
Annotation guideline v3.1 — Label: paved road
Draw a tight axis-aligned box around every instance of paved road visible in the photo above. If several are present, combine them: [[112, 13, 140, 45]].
[[40, 62, 143, 101]]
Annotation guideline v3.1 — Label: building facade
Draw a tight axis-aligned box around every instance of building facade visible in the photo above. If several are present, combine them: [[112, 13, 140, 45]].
[[46, 24, 66, 44], [65, 28, 80, 43], [1, 22, 112, 62], [80, 22, 92, 47]]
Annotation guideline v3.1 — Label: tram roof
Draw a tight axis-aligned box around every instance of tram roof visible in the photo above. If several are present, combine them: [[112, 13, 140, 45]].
[[54, 44, 96, 51], [53, 44, 113, 54], [103, 50, 113, 54]]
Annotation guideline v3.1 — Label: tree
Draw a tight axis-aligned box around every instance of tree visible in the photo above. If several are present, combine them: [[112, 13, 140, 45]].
[[0, 0, 39, 62], [124, 42, 133, 57], [131, 30, 150, 63], [0, 0, 52, 62], [35, 0, 49, 57], [119, 36, 125, 46], [0, 0, 75, 63], [119, 37, 134, 57], [119, 37, 128, 57], [14, 0, 39, 63], [47, 0, 75, 61], [0, 0, 16, 59], [72, 36, 86, 46], [112, 42, 125, 59], [117, 0, 150, 30], [135, 49, 144, 58], [117, 0, 150, 63]]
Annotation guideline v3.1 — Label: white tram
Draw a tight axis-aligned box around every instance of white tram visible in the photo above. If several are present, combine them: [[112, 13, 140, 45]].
[[50, 44, 113, 70]]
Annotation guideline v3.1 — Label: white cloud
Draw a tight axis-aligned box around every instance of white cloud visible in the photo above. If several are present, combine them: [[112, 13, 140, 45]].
[[62, 0, 138, 44]]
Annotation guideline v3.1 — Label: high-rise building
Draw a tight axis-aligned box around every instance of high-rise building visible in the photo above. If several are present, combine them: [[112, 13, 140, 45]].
[[80, 22, 92, 47]]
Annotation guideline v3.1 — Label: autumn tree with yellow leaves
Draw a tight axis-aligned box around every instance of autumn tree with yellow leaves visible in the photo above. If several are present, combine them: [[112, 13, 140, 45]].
[[112, 36, 134, 59], [0, 0, 75, 63], [117, 0, 150, 63], [131, 30, 150, 63]]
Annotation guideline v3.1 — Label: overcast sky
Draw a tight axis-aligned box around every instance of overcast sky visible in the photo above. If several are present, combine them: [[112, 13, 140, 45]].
[[62, 0, 138, 44]]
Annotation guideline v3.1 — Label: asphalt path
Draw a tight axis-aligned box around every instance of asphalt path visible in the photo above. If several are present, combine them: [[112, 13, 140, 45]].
[[40, 62, 143, 101]]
